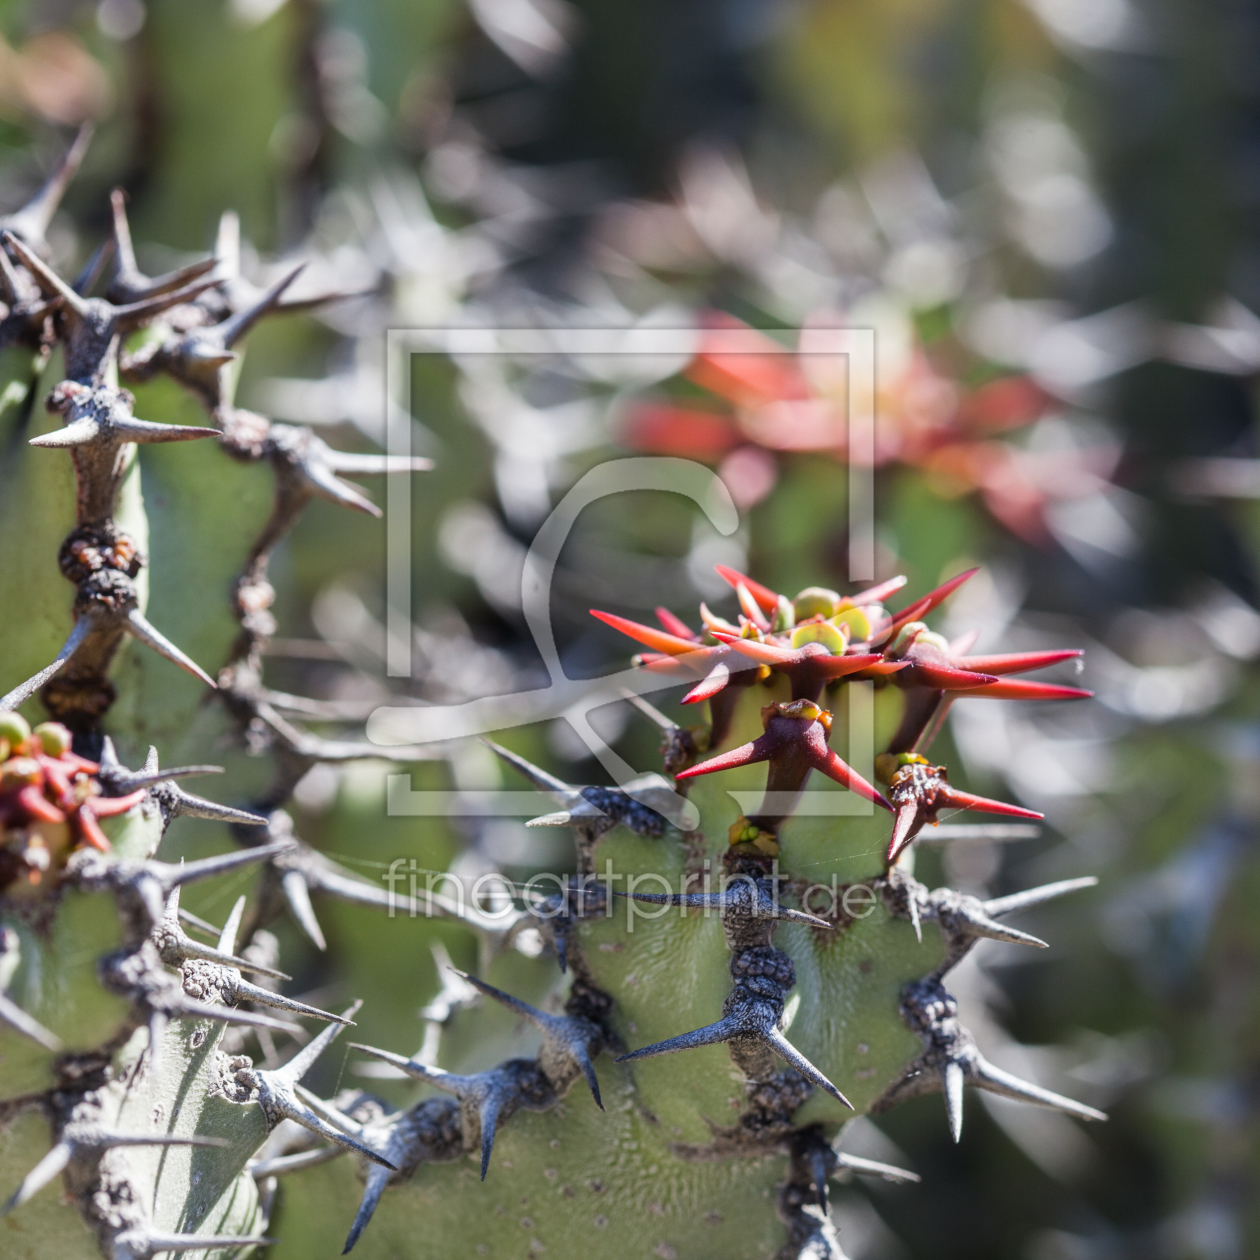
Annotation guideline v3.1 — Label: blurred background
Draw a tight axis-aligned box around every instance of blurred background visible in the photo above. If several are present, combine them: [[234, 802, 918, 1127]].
[[2, 0, 1260, 1256]]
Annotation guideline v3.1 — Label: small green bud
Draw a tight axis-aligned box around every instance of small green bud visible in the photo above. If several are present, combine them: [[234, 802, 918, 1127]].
[[792, 620, 848, 655], [33, 722, 72, 757], [830, 606, 872, 642], [793, 587, 840, 621], [771, 595, 795, 633], [0, 711, 31, 751]]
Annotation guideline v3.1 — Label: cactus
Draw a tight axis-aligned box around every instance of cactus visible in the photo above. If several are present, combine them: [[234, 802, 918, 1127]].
[[0, 131, 1109, 1260]]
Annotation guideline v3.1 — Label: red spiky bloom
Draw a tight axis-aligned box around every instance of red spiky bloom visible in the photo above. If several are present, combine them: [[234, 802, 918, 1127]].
[[675, 699, 891, 831], [880, 755, 1044, 865], [0, 715, 145, 889], [593, 563, 1087, 862], [879, 614, 1091, 753]]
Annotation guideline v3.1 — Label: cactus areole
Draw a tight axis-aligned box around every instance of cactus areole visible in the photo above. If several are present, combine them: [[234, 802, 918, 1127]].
[[0, 131, 1104, 1260]]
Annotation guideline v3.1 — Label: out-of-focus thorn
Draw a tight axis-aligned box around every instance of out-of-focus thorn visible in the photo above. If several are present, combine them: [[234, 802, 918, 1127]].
[[983, 877, 1098, 919], [616, 1015, 851, 1108], [219, 264, 305, 347], [832, 1151, 920, 1184], [281, 869, 327, 951], [2, 228, 86, 314], [236, 1002, 393, 1169], [455, 971, 605, 1109], [111, 1230, 276, 1257], [0, 618, 91, 710], [73, 237, 114, 297], [942, 1060, 965, 1142], [122, 610, 217, 688], [1, 123, 93, 248], [153, 888, 289, 980]]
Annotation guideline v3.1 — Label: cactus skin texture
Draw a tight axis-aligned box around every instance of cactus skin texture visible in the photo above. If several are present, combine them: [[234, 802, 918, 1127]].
[[0, 131, 1104, 1260]]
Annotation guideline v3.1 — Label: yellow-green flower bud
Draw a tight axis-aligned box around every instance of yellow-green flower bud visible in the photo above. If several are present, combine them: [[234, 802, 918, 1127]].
[[0, 711, 31, 752], [793, 586, 840, 621], [33, 722, 73, 757], [771, 595, 795, 633]]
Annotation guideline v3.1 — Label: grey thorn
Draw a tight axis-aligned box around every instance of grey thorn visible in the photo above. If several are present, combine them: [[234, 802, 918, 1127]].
[[343, 1102, 455, 1253], [168, 998, 302, 1037], [72, 839, 296, 932], [107, 188, 219, 304], [297, 449, 382, 515], [970, 1055, 1108, 1124], [1, 1141, 71, 1214], [832, 1152, 920, 1184], [28, 413, 220, 449], [177, 906, 220, 937], [456, 971, 604, 1109], [109, 1231, 275, 1259], [322, 449, 432, 477], [122, 610, 217, 688], [347, 1042, 438, 1083], [984, 876, 1099, 919], [0, 931, 61, 1050], [218, 894, 246, 954], [0, 617, 91, 710], [614, 877, 832, 930], [0, 993, 61, 1052], [524, 773, 674, 833], [153, 888, 289, 980], [931, 889, 1048, 951], [281, 869, 328, 951], [480, 738, 573, 797], [343, 1167, 388, 1254], [346, 1046, 521, 1180], [7, 228, 220, 331], [99, 745, 225, 791], [107, 276, 224, 328], [2, 228, 86, 314], [223, 974, 355, 1027], [2, 1128, 225, 1215], [268, 1002, 360, 1085], [238, 1003, 395, 1170], [618, 687, 679, 732], [1, 123, 93, 246], [214, 209, 240, 274], [883, 978, 1107, 1138], [250, 1145, 345, 1179], [420, 942, 479, 1023], [281, 843, 507, 938], [907, 885, 922, 945], [163, 787, 268, 827], [617, 1015, 851, 1109], [96, 740, 266, 826], [942, 1060, 965, 1142], [157, 839, 298, 891], [218, 263, 305, 348]]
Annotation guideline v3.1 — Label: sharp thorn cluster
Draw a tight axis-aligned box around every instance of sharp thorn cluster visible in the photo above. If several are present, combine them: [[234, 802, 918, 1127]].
[[234, 1002, 395, 1169], [872, 977, 1107, 1141]]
